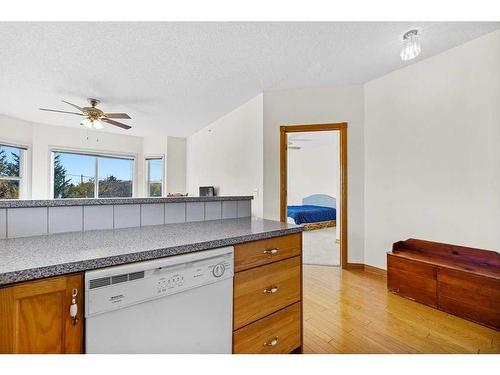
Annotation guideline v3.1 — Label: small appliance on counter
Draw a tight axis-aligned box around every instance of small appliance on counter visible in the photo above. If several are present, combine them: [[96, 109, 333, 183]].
[[199, 186, 215, 197]]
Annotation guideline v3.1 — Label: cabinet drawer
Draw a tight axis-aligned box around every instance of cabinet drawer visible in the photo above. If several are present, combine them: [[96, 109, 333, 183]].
[[234, 256, 301, 330], [234, 233, 301, 272], [233, 303, 301, 354]]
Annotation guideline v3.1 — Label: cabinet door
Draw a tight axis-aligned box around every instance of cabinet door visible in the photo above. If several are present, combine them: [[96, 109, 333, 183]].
[[0, 274, 83, 354]]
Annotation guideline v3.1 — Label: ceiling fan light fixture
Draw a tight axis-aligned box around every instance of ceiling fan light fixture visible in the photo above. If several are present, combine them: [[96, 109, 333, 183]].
[[400, 29, 421, 61], [93, 119, 104, 130], [42, 98, 132, 130], [80, 118, 93, 128]]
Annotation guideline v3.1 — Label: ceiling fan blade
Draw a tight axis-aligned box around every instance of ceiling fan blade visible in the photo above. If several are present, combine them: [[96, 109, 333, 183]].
[[101, 118, 132, 130], [104, 113, 131, 119], [40, 108, 83, 116], [61, 100, 83, 112]]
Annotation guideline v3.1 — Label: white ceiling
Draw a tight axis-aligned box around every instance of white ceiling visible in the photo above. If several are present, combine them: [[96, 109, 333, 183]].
[[0, 22, 498, 137]]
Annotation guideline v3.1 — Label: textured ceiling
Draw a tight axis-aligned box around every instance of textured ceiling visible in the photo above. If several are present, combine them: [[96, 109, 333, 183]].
[[0, 22, 498, 137]]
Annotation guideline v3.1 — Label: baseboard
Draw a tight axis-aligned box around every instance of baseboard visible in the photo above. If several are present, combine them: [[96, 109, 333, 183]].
[[343, 263, 387, 276], [344, 262, 364, 269], [364, 264, 387, 276]]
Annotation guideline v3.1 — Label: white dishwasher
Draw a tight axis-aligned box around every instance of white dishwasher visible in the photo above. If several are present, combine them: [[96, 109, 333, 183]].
[[85, 247, 234, 354]]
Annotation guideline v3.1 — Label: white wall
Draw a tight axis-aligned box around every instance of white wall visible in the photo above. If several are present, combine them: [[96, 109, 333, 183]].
[[263, 86, 365, 263], [364, 29, 500, 269], [143, 136, 187, 195], [186, 95, 264, 217], [166, 136, 187, 194], [287, 134, 339, 206], [0, 115, 188, 199]]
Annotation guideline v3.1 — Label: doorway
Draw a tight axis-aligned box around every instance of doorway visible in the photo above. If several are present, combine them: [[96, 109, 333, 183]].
[[280, 123, 347, 268]]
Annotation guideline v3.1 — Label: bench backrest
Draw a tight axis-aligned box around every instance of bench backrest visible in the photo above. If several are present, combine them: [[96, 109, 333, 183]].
[[392, 238, 500, 267]]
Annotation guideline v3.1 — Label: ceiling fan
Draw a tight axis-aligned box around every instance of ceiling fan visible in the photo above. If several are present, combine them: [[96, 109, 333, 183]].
[[287, 136, 311, 150], [40, 98, 132, 130]]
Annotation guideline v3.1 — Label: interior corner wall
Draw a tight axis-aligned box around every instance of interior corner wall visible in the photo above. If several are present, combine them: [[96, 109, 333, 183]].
[[364, 29, 500, 269], [186, 94, 264, 217], [263, 86, 365, 264], [166, 136, 187, 194]]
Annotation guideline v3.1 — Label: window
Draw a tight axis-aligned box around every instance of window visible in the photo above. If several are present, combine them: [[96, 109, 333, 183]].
[[146, 157, 164, 197], [52, 151, 134, 198], [0, 144, 26, 199]]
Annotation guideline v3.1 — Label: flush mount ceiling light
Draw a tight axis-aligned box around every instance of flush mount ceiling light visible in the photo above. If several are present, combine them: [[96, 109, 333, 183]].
[[400, 29, 421, 61]]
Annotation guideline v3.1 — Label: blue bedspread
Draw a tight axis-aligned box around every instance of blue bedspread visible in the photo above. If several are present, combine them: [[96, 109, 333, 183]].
[[287, 205, 336, 225]]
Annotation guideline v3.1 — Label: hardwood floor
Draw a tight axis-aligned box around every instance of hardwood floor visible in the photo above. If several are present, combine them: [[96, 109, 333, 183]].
[[303, 265, 500, 354]]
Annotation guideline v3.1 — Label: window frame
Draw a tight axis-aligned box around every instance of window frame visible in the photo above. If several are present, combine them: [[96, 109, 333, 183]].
[[145, 155, 165, 197], [0, 142, 28, 200], [50, 148, 136, 199]]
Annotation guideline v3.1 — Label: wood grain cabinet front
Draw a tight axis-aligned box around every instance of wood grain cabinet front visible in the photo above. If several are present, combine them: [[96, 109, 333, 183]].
[[0, 273, 84, 354], [438, 268, 500, 330], [387, 254, 438, 307], [233, 256, 301, 330], [232, 233, 303, 354], [234, 233, 301, 272], [233, 303, 301, 354]]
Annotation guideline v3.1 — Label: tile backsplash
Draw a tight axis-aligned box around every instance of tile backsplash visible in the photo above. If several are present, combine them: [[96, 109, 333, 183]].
[[0, 200, 252, 239]]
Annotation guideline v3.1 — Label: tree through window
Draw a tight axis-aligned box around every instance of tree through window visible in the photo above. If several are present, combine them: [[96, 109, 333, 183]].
[[0, 144, 24, 199], [53, 151, 134, 198]]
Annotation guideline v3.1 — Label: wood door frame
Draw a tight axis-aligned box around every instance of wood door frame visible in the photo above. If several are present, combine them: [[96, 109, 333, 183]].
[[280, 122, 349, 268]]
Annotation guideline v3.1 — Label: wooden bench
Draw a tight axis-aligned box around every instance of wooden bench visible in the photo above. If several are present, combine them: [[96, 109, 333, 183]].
[[387, 239, 500, 331]]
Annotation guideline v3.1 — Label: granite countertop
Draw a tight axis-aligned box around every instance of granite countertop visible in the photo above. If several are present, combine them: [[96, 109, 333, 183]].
[[0, 195, 253, 209], [0, 218, 302, 286]]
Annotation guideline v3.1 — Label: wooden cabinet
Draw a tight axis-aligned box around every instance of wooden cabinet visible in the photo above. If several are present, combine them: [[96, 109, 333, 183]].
[[0, 233, 303, 354], [0, 273, 84, 354], [233, 233, 302, 354], [233, 303, 301, 354]]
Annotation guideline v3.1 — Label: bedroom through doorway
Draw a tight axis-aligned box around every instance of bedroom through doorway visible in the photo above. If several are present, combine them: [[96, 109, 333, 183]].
[[280, 123, 347, 268]]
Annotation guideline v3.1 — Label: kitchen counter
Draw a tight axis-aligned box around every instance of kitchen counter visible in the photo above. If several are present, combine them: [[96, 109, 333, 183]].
[[0, 218, 302, 286], [0, 195, 252, 208]]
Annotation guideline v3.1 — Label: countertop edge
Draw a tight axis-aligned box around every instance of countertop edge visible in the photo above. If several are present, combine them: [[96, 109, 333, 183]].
[[0, 226, 303, 286], [0, 195, 253, 209]]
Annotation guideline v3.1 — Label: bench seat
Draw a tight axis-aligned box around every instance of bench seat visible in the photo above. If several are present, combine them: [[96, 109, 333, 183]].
[[387, 239, 500, 330]]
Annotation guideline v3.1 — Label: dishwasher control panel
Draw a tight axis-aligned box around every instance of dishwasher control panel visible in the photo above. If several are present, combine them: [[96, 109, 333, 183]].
[[155, 257, 231, 295], [85, 247, 233, 317]]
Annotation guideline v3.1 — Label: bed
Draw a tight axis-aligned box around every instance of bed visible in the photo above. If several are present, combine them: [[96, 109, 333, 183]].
[[287, 194, 336, 227]]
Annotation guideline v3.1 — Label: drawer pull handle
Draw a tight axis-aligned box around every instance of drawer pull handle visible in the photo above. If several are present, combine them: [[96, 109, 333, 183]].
[[263, 286, 279, 294], [263, 248, 279, 255], [264, 336, 279, 347]]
